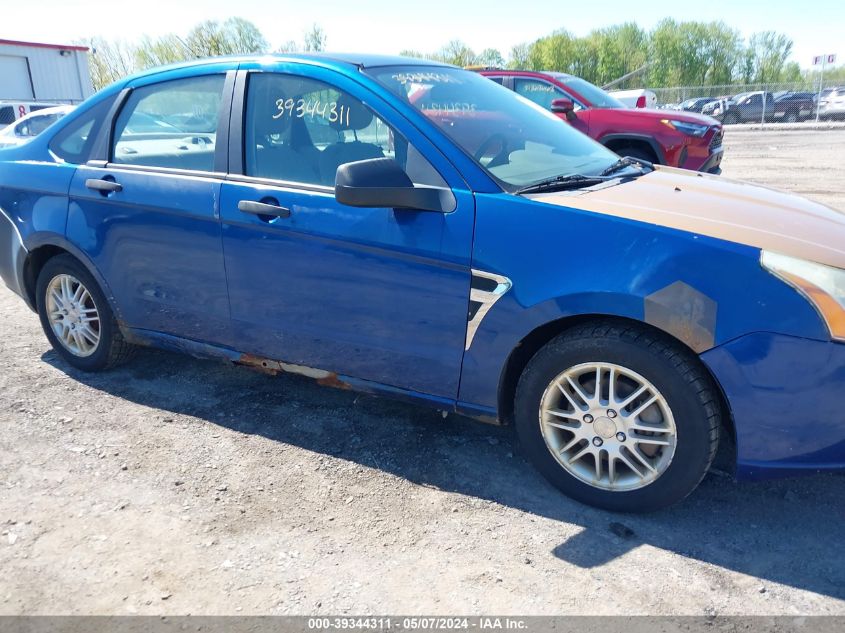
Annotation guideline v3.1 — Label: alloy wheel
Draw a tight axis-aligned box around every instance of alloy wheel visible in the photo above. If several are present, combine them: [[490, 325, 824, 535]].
[[538, 362, 677, 491], [45, 274, 101, 357]]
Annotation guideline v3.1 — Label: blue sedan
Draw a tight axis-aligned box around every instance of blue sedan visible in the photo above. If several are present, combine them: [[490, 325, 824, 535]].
[[1, 54, 843, 512]]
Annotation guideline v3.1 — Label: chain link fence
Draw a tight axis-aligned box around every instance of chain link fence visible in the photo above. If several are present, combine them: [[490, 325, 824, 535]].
[[648, 80, 844, 124]]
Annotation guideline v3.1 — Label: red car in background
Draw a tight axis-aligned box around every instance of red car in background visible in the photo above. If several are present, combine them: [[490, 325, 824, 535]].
[[479, 70, 723, 173]]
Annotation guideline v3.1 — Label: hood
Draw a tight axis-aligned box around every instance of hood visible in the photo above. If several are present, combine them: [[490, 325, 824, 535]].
[[531, 166, 845, 269], [604, 107, 720, 126]]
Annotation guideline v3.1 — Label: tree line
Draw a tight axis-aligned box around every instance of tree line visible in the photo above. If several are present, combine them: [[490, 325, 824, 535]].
[[404, 20, 844, 89], [80, 18, 327, 90], [82, 17, 843, 92]]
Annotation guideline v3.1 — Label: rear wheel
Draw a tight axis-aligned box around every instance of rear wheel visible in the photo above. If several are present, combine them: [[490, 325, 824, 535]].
[[785, 110, 798, 123], [36, 254, 135, 371], [515, 321, 720, 512]]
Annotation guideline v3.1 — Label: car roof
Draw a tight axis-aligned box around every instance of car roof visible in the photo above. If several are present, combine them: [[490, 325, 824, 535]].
[[135, 52, 450, 75]]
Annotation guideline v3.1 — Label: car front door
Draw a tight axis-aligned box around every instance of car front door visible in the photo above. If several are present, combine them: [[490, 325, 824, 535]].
[[512, 77, 590, 134], [218, 66, 475, 399], [67, 69, 235, 344]]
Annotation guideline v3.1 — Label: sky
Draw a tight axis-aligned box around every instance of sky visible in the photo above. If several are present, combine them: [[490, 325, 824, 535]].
[[4, 0, 843, 70]]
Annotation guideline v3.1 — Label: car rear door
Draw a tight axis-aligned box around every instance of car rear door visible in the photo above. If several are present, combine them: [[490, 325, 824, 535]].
[[218, 64, 475, 399], [67, 67, 236, 344]]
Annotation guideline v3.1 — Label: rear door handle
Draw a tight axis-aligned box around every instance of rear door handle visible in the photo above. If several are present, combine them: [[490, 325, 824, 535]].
[[85, 178, 123, 193], [238, 199, 291, 218]]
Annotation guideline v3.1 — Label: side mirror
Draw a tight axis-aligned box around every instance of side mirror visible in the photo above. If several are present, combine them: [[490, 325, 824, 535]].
[[335, 158, 455, 213], [550, 97, 577, 121]]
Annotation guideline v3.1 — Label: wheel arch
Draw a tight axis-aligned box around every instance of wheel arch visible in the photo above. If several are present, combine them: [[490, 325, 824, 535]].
[[22, 235, 122, 320], [496, 313, 736, 455], [599, 134, 665, 165]]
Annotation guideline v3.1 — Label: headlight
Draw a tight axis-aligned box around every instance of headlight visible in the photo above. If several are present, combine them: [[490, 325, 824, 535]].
[[761, 251, 845, 341], [660, 119, 710, 137]]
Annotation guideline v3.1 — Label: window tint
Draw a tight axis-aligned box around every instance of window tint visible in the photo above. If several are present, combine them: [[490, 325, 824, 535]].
[[49, 98, 113, 164], [244, 73, 446, 188], [111, 75, 225, 172], [487, 76, 504, 85]]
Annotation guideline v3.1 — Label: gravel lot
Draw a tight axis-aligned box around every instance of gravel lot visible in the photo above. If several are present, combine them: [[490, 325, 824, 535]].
[[1, 128, 844, 616]]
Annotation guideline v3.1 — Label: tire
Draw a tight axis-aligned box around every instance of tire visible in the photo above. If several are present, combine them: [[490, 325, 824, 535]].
[[514, 320, 720, 513], [785, 110, 798, 123], [617, 146, 657, 165], [36, 254, 135, 371], [723, 111, 740, 124]]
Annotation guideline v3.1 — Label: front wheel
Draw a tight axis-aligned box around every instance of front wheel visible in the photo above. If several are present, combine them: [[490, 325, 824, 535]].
[[36, 254, 135, 371], [515, 321, 720, 512]]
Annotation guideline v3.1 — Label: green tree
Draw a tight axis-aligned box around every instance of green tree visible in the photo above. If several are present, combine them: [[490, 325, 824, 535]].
[[745, 31, 794, 83], [276, 40, 299, 53], [184, 18, 268, 57], [80, 37, 137, 90], [507, 43, 531, 69], [303, 24, 327, 52], [435, 40, 478, 67], [477, 48, 504, 68], [135, 34, 190, 68]]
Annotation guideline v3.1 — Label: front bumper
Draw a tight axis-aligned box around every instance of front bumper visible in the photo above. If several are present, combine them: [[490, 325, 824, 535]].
[[701, 332, 845, 479], [698, 148, 722, 174]]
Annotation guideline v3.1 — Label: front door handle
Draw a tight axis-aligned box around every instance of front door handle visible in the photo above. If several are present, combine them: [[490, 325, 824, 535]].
[[238, 199, 291, 219], [85, 178, 123, 193]]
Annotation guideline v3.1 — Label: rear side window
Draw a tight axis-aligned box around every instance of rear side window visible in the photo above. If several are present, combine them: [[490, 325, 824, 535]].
[[111, 75, 225, 172], [514, 78, 563, 110], [0, 106, 14, 125], [49, 97, 113, 164]]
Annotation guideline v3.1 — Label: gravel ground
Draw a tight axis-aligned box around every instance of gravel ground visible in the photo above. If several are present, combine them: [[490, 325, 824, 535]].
[[1, 128, 844, 616]]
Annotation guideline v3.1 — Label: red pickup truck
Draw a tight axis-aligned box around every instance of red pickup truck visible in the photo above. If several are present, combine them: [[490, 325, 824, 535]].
[[479, 70, 724, 173]]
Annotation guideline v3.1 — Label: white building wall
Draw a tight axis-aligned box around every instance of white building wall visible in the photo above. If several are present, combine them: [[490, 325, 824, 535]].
[[0, 41, 93, 104]]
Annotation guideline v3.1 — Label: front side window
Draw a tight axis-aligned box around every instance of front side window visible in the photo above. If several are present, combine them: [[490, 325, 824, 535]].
[[111, 75, 225, 171], [550, 74, 626, 109], [514, 78, 565, 111], [367, 66, 619, 190], [243, 73, 446, 188]]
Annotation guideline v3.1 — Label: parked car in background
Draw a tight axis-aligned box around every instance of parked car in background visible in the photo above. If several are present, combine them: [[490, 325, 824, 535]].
[[772, 92, 816, 122], [0, 101, 66, 126], [728, 91, 776, 123], [700, 97, 737, 122], [3, 55, 844, 512], [678, 97, 717, 113], [819, 87, 845, 120], [725, 91, 815, 124], [607, 88, 657, 108], [479, 69, 723, 173], [0, 105, 75, 148]]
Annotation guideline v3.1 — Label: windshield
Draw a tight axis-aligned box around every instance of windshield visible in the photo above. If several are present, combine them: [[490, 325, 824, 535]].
[[550, 74, 627, 109], [365, 66, 620, 190]]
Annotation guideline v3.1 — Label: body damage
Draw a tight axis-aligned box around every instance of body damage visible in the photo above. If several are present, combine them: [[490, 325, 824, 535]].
[[0, 55, 843, 479]]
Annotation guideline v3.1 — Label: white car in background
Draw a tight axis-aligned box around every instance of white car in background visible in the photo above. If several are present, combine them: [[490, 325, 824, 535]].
[[607, 88, 657, 109], [819, 87, 845, 120], [0, 105, 75, 148]]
